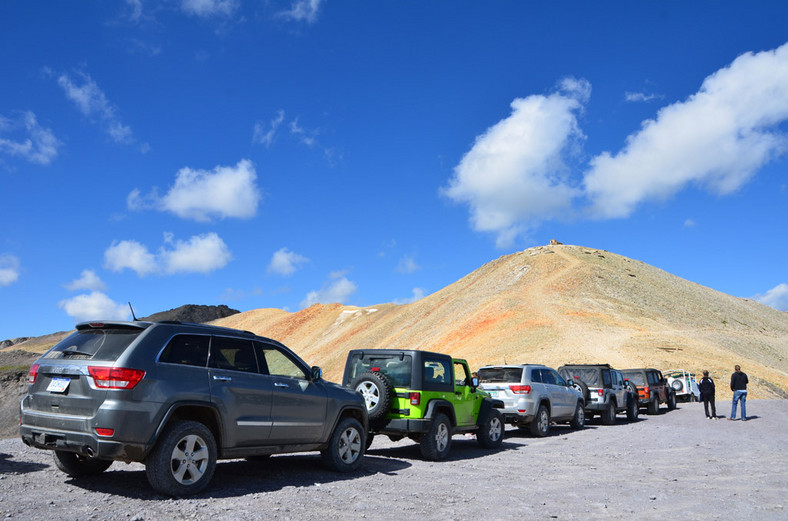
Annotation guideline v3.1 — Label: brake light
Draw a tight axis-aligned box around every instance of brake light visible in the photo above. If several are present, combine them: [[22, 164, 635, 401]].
[[597, 389, 604, 396], [89, 367, 145, 389], [371, 367, 381, 372], [410, 392, 421, 405], [95, 428, 114, 437], [27, 364, 39, 384], [510, 385, 532, 394]]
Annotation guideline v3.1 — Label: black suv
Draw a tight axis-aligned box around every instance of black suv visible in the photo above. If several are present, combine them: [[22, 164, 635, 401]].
[[20, 321, 368, 496]]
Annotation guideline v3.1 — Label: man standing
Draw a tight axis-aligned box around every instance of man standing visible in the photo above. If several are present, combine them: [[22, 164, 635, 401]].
[[729, 365, 748, 421], [698, 370, 717, 419]]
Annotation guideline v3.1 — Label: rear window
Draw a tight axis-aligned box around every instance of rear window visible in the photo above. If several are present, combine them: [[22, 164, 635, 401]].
[[43, 327, 143, 362], [623, 372, 646, 386], [478, 367, 524, 383], [348, 354, 413, 387], [559, 367, 603, 387]]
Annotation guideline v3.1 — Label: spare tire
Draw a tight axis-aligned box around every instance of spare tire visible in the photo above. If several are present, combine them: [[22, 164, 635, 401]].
[[351, 371, 393, 421], [570, 379, 589, 401], [671, 379, 684, 392]]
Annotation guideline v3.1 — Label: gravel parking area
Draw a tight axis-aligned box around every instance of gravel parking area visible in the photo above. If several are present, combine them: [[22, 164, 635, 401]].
[[0, 400, 785, 520]]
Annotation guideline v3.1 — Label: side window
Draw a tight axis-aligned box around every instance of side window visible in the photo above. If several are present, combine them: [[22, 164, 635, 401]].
[[454, 362, 470, 386], [647, 372, 657, 385], [159, 335, 209, 367], [541, 369, 557, 386], [259, 344, 307, 379], [530, 369, 543, 384], [209, 337, 259, 373], [614, 372, 624, 386], [423, 359, 452, 392], [551, 370, 567, 386], [602, 370, 612, 387]]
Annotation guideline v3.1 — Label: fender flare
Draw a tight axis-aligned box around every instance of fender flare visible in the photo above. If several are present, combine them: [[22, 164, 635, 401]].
[[425, 399, 457, 426]]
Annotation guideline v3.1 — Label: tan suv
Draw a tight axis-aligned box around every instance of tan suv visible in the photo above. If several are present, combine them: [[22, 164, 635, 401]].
[[621, 368, 677, 414]]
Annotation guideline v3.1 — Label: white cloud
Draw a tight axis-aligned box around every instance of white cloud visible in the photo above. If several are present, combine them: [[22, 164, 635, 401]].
[[279, 0, 323, 24], [393, 287, 426, 305], [0, 111, 60, 165], [161, 233, 232, 274], [624, 92, 663, 103], [753, 283, 788, 312], [58, 291, 129, 323], [253, 110, 285, 147], [267, 247, 309, 276], [155, 159, 261, 221], [0, 254, 21, 287], [585, 42, 788, 219], [56, 71, 140, 146], [181, 0, 238, 18], [443, 78, 588, 248], [104, 233, 231, 276], [396, 255, 421, 274], [684, 218, 697, 227], [64, 269, 107, 291], [301, 275, 357, 308], [104, 240, 158, 276]]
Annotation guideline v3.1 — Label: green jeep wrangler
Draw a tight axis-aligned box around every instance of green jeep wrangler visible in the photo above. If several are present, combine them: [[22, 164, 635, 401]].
[[341, 349, 504, 460]]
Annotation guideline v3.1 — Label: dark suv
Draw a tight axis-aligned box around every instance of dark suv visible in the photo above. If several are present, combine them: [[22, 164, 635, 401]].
[[342, 349, 504, 460], [621, 368, 677, 414], [20, 321, 368, 496], [557, 364, 638, 424]]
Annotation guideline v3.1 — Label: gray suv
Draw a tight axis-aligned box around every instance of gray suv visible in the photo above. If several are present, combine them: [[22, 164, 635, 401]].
[[477, 364, 584, 437], [557, 364, 638, 424], [20, 321, 368, 496]]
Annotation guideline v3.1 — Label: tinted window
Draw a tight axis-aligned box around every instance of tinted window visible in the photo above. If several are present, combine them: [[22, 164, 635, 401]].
[[530, 369, 543, 383], [44, 327, 142, 362], [423, 358, 452, 392], [559, 367, 603, 386], [623, 372, 646, 386], [540, 369, 558, 386], [347, 354, 412, 387], [550, 370, 567, 386], [602, 370, 612, 387], [478, 367, 524, 383], [159, 335, 209, 367], [259, 344, 307, 379], [209, 337, 258, 373], [647, 371, 658, 385]]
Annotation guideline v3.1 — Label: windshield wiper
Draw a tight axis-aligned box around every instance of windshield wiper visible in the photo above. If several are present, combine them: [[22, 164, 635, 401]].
[[61, 347, 94, 357]]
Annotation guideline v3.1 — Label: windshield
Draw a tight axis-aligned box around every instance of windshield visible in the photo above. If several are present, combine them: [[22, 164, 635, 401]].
[[44, 327, 142, 362]]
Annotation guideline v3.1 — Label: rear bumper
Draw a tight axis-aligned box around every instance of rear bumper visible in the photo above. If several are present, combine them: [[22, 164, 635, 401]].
[[371, 418, 431, 435], [20, 424, 148, 461]]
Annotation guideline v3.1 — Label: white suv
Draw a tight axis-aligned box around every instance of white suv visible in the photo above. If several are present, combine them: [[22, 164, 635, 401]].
[[477, 364, 584, 437]]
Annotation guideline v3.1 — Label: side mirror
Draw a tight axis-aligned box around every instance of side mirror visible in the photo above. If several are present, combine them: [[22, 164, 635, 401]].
[[311, 366, 323, 381], [472, 376, 479, 387]]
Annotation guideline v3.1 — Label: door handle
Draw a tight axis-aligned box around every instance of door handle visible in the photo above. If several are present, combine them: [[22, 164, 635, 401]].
[[212, 376, 232, 382], [274, 382, 289, 388]]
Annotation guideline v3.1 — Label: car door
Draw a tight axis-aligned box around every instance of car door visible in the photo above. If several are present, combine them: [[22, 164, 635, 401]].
[[208, 336, 273, 447], [258, 342, 328, 443], [451, 361, 476, 426], [611, 370, 627, 408], [544, 368, 573, 419]]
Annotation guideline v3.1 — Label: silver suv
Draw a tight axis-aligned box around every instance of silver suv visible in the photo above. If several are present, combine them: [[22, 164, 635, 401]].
[[477, 364, 584, 437], [20, 321, 368, 496]]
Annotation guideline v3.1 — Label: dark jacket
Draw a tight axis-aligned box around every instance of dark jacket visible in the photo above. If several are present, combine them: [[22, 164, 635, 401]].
[[698, 376, 715, 398], [730, 371, 748, 392]]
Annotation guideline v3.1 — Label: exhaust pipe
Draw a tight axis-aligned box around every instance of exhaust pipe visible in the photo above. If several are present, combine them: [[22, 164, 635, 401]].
[[85, 446, 94, 457]]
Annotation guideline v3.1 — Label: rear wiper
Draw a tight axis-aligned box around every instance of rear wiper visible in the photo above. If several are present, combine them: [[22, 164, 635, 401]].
[[61, 347, 94, 357]]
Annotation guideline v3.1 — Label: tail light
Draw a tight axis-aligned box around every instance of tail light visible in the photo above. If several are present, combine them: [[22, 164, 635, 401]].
[[89, 367, 145, 389], [510, 385, 532, 394], [95, 428, 114, 437], [410, 392, 421, 405], [597, 389, 604, 396], [27, 364, 39, 384]]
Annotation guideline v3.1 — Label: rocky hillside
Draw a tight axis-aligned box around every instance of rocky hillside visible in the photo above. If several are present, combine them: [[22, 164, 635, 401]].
[[213, 245, 788, 398]]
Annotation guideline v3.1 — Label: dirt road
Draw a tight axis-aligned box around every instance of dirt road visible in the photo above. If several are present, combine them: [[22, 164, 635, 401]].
[[0, 400, 785, 520]]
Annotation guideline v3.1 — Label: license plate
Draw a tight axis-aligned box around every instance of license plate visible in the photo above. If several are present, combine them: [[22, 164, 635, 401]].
[[488, 390, 499, 397], [47, 377, 70, 393]]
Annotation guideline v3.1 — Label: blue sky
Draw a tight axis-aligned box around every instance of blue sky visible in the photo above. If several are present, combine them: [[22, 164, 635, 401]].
[[2, 1, 787, 340]]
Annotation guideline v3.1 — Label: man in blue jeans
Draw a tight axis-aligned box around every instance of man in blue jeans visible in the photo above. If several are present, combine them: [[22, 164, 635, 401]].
[[729, 365, 748, 421]]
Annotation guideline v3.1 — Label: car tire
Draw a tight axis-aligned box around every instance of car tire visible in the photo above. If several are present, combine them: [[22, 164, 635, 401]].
[[351, 371, 393, 422], [145, 420, 217, 497], [570, 380, 589, 401], [53, 451, 112, 477], [602, 400, 616, 425], [667, 390, 677, 410], [529, 404, 550, 437], [647, 396, 660, 415], [626, 394, 639, 421], [476, 409, 504, 449], [569, 402, 585, 430], [419, 413, 452, 461], [321, 417, 365, 472]]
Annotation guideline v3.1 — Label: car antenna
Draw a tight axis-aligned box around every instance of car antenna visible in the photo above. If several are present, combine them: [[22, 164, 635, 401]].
[[128, 302, 139, 321]]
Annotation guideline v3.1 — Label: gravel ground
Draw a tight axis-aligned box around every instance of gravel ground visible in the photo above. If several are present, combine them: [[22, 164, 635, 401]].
[[0, 400, 785, 521]]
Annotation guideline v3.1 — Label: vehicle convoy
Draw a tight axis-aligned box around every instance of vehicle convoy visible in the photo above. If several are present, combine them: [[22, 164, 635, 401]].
[[20, 321, 368, 496], [663, 369, 700, 402], [342, 349, 504, 460], [557, 364, 639, 424], [476, 364, 585, 437], [621, 368, 677, 414]]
